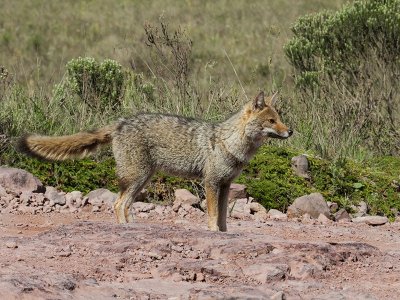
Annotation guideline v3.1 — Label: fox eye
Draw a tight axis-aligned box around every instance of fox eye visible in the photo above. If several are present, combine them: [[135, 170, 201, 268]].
[[269, 119, 276, 124]]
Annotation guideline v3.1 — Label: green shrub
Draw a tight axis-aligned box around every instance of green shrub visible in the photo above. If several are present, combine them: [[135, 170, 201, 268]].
[[284, 0, 400, 87], [237, 147, 312, 211], [237, 146, 400, 218], [66, 57, 125, 109], [284, 0, 400, 158]]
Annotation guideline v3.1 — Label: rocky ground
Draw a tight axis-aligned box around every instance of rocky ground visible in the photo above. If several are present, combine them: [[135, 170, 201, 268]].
[[1, 167, 400, 299], [1, 209, 400, 300]]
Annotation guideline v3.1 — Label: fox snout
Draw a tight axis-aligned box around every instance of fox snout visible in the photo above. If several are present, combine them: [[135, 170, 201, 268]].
[[277, 128, 293, 139], [265, 125, 293, 139]]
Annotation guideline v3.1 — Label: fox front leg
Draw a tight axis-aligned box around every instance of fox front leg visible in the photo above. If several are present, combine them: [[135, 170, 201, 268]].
[[205, 181, 219, 231], [205, 181, 230, 232]]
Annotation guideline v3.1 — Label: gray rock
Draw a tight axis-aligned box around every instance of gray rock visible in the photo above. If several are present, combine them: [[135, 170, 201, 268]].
[[0, 167, 44, 194], [65, 191, 83, 208], [19, 191, 32, 206], [267, 209, 287, 220], [242, 263, 289, 282], [228, 183, 247, 201], [6, 241, 18, 249], [351, 201, 368, 217], [287, 193, 330, 219], [335, 208, 351, 222], [45, 186, 66, 206], [174, 189, 200, 206], [229, 198, 251, 219], [0, 185, 7, 197], [317, 213, 332, 224], [249, 202, 267, 214], [291, 155, 310, 179], [132, 202, 156, 212], [270, 291, 285, 300], [18, 206, 36, 214], [92, 205, 101, 212], [352, 216, 388, 226], [86, 188, 117, 208], [31, 193, 45, 205]]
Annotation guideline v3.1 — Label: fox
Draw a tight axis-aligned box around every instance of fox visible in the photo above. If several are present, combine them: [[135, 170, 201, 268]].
[[18, 91, 292, 231]]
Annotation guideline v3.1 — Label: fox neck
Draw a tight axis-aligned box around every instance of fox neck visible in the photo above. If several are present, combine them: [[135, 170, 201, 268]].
[[218, 110, 261, 163]]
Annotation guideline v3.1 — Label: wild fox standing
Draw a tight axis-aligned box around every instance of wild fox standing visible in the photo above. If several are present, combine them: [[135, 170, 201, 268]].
[[18, 91, 292, 231]]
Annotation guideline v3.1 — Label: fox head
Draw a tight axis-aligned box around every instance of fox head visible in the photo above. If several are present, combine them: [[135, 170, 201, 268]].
[[242, 91, 293, 142]]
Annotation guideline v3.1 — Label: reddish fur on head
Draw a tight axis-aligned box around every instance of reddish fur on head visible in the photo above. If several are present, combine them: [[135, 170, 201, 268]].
[[241, 91, 292, 141]]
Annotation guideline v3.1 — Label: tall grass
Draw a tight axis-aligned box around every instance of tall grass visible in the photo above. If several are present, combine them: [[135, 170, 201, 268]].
[[284, 0, 400, 159]]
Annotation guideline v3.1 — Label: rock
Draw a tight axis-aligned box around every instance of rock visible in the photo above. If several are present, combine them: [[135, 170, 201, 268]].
[[91, 206, 100, 212], [301, 213, 314, 224], [31, 193, 45, 205], [270, 291, 286, 300], [174, 189, 200, 206], [228, 183, 247, 201], [229, 198, 251, 219], [291, 155, 310, 179], [249, 202, 267, 214], [242, 263, 289, 283], [317, 213, 332, 224], [253, 211, 269, 221], [65, 191, 83, 208], [18, 206, 36, 214], [19, 191, 32, 205], [335, 208, 351, 222], [86, 188, 117, 208], [195, 273, 205, 282], [287, 193, 330, 219], [154, 205, 166, 215], [290, 262, 319, 279], [267, 209, 287, 221], [352, 216, 388, 226], [45, 186, 66, 206], [0, 185, 8, 197], [6, 241, 18, 249], [132, 202, 156, 212], [0, 167, 45, 194], [351, 201, 368, 217]]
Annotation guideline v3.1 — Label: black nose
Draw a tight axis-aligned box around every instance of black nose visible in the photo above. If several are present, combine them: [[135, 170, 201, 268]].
[[288, 129, 293, 136]]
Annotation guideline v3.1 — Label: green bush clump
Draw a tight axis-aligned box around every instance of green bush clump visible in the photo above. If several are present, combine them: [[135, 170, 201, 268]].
[[237, 147, 312, 211], [237, 146, 400, 218], [285, 0, 400, 87], [284, 0, 400, 158], [4, 149, 119, 194], [66, 57, 125, 109]]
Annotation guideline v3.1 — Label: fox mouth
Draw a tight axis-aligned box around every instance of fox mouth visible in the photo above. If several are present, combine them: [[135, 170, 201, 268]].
[[266, 130, 293, 139], [267, 132, 289, 139]]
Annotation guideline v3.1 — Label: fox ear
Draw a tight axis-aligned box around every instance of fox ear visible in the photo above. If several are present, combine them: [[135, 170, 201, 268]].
[[269, 91, 279, 106], [253, 91, 266, 110]]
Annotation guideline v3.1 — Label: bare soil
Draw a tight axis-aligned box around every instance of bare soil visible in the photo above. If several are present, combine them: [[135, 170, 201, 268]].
[[1, 211, 399, 300]]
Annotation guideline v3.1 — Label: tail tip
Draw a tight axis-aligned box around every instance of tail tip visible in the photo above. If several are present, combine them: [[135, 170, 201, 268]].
[[16, 135, 47, 161]]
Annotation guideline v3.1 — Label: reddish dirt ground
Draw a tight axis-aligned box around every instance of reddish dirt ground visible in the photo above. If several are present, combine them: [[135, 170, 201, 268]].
[[1, 211, 399, 300]]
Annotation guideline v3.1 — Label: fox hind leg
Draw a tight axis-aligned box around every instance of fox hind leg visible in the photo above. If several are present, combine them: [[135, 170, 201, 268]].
[[113, 166, 154, 224], [217, 183, 230, 232]]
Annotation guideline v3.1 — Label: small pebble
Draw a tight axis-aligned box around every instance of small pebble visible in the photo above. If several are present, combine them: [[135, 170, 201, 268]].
[[6, 241, 18, 249]]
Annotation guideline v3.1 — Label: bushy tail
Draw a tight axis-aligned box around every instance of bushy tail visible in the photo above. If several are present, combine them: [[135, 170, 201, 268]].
[[17, 124, 116, 161]]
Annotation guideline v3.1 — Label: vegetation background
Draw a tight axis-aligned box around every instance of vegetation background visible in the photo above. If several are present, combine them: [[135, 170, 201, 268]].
[[0, 0, 399, 217]]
